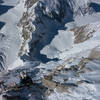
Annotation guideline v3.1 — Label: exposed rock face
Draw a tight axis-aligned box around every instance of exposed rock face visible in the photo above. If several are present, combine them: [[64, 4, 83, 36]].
[[70, 22, 100, 44], [0, 33, 6, 71], [0, 51, 6, 71], [25, 0, 38, 8], [89, 47, 100, 60], [38, 0, 93, 19], [72, 25, 94, 44], [18, 11, 35, 56], [71, 25, 96, 44]]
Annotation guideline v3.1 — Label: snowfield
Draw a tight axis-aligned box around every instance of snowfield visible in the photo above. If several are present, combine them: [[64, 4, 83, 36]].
[[0, 0, 25, 70], [0, 0, 100, 100]]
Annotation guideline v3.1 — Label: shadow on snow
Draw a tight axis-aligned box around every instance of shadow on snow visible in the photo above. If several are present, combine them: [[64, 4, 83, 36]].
[[0, 4, 13, 15], [0, 21, 5, 29], [91, 2, 100, 12]]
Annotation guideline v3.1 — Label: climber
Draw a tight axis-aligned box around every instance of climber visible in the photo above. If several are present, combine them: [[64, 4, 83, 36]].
[[19, 71, 33, 86]]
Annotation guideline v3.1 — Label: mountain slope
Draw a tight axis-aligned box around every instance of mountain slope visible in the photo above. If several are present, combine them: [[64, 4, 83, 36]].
[[0, 0, 100, 100], [19, 0, 95, 61], [0, 0, 25, 70]]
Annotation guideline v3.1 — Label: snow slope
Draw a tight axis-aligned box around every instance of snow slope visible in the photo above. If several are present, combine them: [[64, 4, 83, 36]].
[[0, 0, 100, 100], [0, 0, 25, 70], [41, 21, 100, 59], [18, 0, 95, 62]]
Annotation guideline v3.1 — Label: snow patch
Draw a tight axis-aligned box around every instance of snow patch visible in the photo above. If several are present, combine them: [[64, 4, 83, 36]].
[[41, 30, 74, 58]]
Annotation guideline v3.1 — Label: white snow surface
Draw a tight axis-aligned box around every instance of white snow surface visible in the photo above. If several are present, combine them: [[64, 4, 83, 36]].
[[0, 0, 100, 100], [0, 0, 26, 70], [41, 30, 74, 58]]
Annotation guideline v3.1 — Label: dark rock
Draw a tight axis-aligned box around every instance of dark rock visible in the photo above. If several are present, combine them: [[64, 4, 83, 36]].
[[2, 95, 27, 100]]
